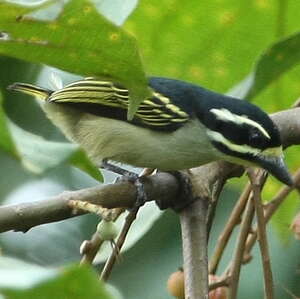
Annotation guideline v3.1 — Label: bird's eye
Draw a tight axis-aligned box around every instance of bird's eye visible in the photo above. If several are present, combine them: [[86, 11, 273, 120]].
[[249, 128, 267, 148]]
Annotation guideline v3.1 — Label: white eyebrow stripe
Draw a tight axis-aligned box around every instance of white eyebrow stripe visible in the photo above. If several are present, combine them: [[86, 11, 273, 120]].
[[210, 108, 271, 139], [206, 129, 260, 155]]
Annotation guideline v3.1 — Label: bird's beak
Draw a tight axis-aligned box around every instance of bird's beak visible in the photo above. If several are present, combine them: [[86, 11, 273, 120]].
[[258, 155, 293, 186]]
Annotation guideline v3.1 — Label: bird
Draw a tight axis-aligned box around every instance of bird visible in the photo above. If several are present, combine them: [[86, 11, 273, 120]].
[[8, 76, 293, 186]]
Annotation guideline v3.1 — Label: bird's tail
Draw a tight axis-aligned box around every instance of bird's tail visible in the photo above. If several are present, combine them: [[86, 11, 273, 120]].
[[7, 83, 53, 100]]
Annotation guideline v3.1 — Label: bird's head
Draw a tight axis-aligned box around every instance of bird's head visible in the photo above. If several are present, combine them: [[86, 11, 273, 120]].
[[199, 97, 293, 186]]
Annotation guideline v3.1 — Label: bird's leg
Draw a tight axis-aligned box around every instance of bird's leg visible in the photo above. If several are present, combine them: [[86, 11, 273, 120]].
[[101, 159, 133, 177], [155, 170, 195, 212]]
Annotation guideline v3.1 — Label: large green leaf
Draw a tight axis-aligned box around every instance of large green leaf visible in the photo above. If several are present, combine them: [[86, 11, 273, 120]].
[[245, 32, 300, 101], [0, 0, 149, 118], [125, 0, 300, 110], [0, 258, 116, 299], [125, 0, 280, 92], [9, 121, 103, 181], [0, 90, 17, 156]]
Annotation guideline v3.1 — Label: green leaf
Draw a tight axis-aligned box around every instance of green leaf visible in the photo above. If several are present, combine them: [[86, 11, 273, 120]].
[[0, 90, 17, 156], [0, 0, 150, 118], [1, 261, 115, 299], [69, 150, 103, 182], [245, 32, 300, 100], [126, 0, 280, 92], [9, 121, 103, 181]]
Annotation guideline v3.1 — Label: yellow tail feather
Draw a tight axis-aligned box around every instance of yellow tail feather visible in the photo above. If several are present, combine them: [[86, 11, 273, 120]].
[[7, 83, 52, 100]]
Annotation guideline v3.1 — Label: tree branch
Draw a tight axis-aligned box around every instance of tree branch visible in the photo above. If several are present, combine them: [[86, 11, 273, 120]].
[[209, 170, 268, 274], [209, 182, 252, 275], [0, 172, 178, 233], [243, 168, 300, 260], [248, 169, 274, 299], [271, 108, 300, 148], [180, 197, 209, 299], [227, 198, 255, 299], [100, 206, 140, 281]]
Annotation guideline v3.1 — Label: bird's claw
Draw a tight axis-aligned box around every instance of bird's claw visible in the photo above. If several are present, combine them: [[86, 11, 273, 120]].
[[116, 174, 148, 208], [101, 160, 147, 208]]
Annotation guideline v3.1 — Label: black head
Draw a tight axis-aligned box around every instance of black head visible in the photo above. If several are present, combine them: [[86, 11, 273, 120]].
[[146, 77, 293, 185], [196, 93, 292, 185]]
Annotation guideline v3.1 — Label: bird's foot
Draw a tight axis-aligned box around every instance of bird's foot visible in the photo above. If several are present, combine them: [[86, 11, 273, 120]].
[[116, 174, 148, 208], [155, 171, 195, 212], [101, 160, 148, 208]]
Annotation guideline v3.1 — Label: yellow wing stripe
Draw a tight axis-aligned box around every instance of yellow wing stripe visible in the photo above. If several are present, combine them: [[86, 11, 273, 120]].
[[49, 78, 189, 127]]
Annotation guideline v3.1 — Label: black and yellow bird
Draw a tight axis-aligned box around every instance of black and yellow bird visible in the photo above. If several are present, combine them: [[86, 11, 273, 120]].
[[8, 76, 293, 186]]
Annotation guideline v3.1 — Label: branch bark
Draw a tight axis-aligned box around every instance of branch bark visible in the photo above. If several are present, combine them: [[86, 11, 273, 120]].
[[209, 170, 268, 274], [180, 198, 209, 299], [248, 169, 274, 299], [227, 198, 255, 299], [243, 168, 300, 263], [271, 108, 300, 147], [0, 173, 178, 233], [209, 182, 252, 274]]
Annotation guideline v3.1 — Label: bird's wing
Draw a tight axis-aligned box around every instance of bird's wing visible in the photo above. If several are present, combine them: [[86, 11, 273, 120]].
[[49, 78, 190, 131]]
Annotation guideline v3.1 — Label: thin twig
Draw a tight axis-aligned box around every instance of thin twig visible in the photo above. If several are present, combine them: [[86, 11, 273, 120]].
[[180, 197, 209, 299], [209, 182, 252, 274], [80, 236, 104, 265], [243, 168, 300, 260], [100, 206, 140, 281], [207, 180, 227, 241], [227, 198, 255, 299], [248, 169, 274, 299], [209, 275, 231, 291], [209, 170, 268, 274], [281, 284, 300, 299]]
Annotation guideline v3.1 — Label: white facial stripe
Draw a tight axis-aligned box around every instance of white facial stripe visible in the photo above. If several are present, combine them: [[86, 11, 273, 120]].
[[206, 129, 260, 155], [207, 129, 283, 158], [210, 108, 271, 139]]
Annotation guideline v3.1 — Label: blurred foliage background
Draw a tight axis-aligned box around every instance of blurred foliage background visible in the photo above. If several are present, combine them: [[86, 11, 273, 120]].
[[0, 0, 300, 298]]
